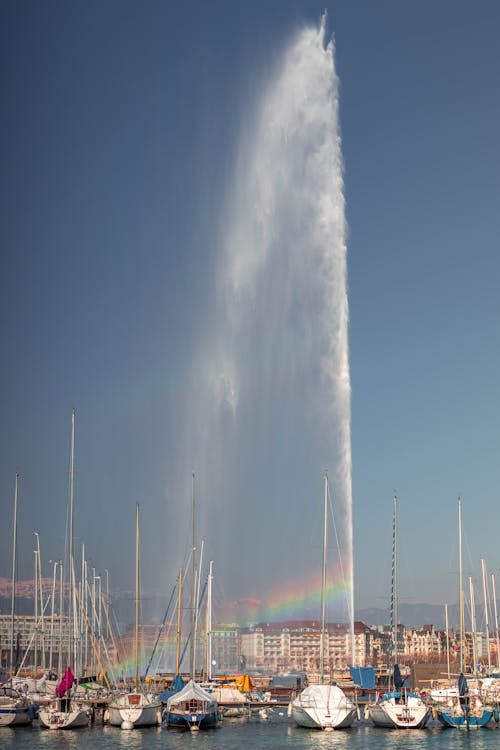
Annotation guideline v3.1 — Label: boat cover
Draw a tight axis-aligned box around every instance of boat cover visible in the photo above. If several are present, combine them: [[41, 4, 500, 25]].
[[166, 679, 217, 710], [394, 664, 405, 690], [295, 683, 353, 708], [158, 673, 185, 703], [217, 674, 253, 692], [350, 666, 375, 689]]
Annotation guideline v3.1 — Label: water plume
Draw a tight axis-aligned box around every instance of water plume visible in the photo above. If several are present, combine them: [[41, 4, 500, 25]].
[[171, 16, 353, 643]]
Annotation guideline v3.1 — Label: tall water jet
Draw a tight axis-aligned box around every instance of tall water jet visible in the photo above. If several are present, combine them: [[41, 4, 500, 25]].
[[172, 16, 353, 656]]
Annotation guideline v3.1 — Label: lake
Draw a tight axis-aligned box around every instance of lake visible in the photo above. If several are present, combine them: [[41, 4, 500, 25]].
[[3, 712, 500, 750]]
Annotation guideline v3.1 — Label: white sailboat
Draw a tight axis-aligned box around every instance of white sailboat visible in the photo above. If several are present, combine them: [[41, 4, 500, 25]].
[[9, 474, 20, 684], [108, 503, 162, 729], [39, 412, 91, 730], [164, 679, 219, 730], [164, 476, 221, 731], [107, 691, 162, 730], [291, 473, 357, 730], [3, 475, 33, 728], [39, 688, 91, 729], [0, 686, 32, 728], [366, 670, 429, 729], [365, 496, 430, 729], [435, 498, 493, 728]]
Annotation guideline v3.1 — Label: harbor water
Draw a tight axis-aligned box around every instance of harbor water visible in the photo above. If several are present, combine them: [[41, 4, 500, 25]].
[[3, 714, 500, 750]]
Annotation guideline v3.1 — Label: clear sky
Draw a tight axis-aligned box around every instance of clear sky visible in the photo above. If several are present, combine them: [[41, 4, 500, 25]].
[[1, 0, 499, 622]]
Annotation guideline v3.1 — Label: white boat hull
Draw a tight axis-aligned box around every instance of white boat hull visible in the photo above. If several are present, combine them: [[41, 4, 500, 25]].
[[0, 688, 32, 727], [108, 693, 162, 728], [366, 695, 430, 729], [291, 703, 356, 729], [39, 705, 90, 729], [0, 706, 32, 727], [291, 684, 357, 729]]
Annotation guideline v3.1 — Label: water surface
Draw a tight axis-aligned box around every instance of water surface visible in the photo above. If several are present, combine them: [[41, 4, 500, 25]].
[[3, 714, 500, 750]]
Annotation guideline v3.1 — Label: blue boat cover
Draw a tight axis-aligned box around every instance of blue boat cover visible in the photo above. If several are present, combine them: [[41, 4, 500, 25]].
[[349, 666, 376, 689], [157, 673, 186, 703], [394, 664, 405, 690], [458, 673, 468, 696]]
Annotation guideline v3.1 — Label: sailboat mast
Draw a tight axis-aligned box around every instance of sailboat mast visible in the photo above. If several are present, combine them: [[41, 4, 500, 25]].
[[192, 538, 204, 679], [49, 561, 57, 672], [80, 544, 85, 676], [135, 501, 140, 690], [320, 472, 328, 683], [390, 495, 398, 665], [469, 577, 477, 671], [35, 532, 45, 670], [10, 472, 19, 676], [104, 569, 109, 641], [97, 575, 102, 674], [481, 559, 491, 671], [34, 546, 38, 682], [68, 408, 76, 669], [207, 561, 213, 681], [491, 573, 500, 669], [190, 472, 196, 678], [458, 496, 464, 674], [58, 560, 63, 674], [176, 568, 183, 674], [444, 603, 450, 680]]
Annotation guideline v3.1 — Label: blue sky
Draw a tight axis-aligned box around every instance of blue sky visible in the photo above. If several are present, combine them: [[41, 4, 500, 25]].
[[1, 1, 499, 620]]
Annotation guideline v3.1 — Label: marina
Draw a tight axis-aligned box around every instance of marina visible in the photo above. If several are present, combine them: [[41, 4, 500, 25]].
[[2, 409, 500, 739], [2, 7, 500, 750], [2, 414, 500, 738], [3, 663, 500, 734]]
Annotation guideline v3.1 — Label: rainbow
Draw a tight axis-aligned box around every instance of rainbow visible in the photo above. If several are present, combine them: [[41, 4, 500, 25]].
[[112, 637, 177, 680], [225, 563, 351, 626], [111, 566, 352, 679]]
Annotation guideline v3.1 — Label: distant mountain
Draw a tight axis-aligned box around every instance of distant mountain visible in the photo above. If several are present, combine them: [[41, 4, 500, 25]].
[[0, 577, 56, 616], [0, 576, 54, 599], [0, 579, 461, 631], [0, 581, 167, 628]]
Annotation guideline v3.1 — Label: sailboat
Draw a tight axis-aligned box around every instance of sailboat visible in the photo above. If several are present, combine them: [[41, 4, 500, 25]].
[[436, 672, 492, 729], [164, 476, 221, 731], [365, 496, 430, 729], [107, 689, 162, 730], [1, 475, 33, 728], [108, 503, 162, 729], [39, 667, 91, 729], [290, 473, 357, 730], [366, 664, 429, 729], [435, 498, 493, 729], [0, 686, 32, 727], [164, 679, 220, 730], [39, 412, 91, 730]]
